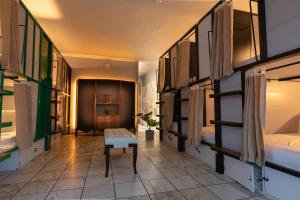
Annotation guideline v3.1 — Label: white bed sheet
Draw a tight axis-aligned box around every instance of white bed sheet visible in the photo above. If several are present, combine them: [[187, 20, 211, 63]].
[[201, 126, 215, 144], [0, 131, 16, 153], [264, 133, 300, 171]]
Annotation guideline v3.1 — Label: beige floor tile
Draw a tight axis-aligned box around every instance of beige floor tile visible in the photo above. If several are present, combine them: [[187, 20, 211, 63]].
[[208, 184, 249, 200], [0, 133, 268, 200], [53, 177, 85, 191], [16, 180, 55, 196], [0, 173, 36, 185], [46, 188, 82, 200], [85, 175, 113, 187], [115, 181, 147, 198], [168, 175, 202, 190], [87, 167, 108, 176], [62, 168, 88, 178], [160, 167, 187, 178], [113, 174, 140, 184], [150, 191, 185, 200], [118, 195, 150, 200], [180, 187, 220, 200], [82, 184, 115, 199], [143, 178, 175, 194], [193, 173, 225, 186], [31, 171, 63, 182], [0, 183, 25, 198], [12, 193, 48, 200]]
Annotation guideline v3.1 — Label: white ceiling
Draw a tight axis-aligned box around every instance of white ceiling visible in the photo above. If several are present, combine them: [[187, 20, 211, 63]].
[[22, 0, 218, 64]]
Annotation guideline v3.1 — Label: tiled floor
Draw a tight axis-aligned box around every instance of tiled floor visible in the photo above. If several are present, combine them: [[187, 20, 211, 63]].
[[0, 131, 274, 200]]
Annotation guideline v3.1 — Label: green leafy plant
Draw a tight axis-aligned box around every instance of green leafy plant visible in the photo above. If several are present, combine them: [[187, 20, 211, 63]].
[[136, 112, 159, 130]]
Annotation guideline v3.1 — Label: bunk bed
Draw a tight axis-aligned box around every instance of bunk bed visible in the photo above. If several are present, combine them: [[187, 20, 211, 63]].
[[264, 133, 300, 172], [236, 58, 300, 200], [158, 0, 300, 199], [0, 0, 72, 169]]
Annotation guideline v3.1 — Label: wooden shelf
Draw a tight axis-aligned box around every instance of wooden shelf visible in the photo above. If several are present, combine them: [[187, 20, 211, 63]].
[[156, 127, 162, 131], [96, 103, 120, 105], [51, 116, 61, 120], [210, 120, 243, 127], [174, 116, 188, 120], [156, 115, 164, 118], [175, 98, 189, 102], [96, 115, 120, 129], [0, 89, 13, 96], [0, 122, 12, 128], [156, 101, 165, 104], [209, 90, 243, 98], [77, 79, 135, 132], [51, 100, 61, 103], [179, 135, 187, 140]]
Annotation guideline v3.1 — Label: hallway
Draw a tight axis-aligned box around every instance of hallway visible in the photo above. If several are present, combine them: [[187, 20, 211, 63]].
[[0, 131, 272, 200]]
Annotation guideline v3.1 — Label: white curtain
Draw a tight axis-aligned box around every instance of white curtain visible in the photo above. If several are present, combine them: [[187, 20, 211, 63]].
[[163, 92, 174, 134], [157, 58, 165, 93], [188, 85, 204, 147], [175, 40, 190, 89], [242, 71, 266, 166], [0, 0, 22, 72], [210, 1, 233, 80], [14, 81, 34, 150]]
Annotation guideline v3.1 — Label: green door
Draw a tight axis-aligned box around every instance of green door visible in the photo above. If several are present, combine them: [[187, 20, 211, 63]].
[[35, 33, 52, 150]]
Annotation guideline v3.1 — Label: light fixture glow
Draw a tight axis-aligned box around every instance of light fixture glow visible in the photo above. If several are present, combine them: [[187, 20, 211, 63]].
[[22, 0, 63, 19]]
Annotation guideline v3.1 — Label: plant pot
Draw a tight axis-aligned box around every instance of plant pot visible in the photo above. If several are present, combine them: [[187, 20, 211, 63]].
[[145, 130, 154, 140]]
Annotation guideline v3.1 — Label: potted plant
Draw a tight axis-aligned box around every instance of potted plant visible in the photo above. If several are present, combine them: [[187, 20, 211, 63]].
[[136, 112, 159, 140]]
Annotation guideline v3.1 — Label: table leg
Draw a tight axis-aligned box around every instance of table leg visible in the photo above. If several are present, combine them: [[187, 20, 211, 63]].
[[129, 144, 137, 174], [105, 145, 112, 177], [123, 148, 126, 153]]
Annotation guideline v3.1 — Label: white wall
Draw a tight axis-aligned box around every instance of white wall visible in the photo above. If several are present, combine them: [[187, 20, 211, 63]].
[[266, 80, 300, 134], [69, 58, 138, 132], [140, 65, 159, 123]]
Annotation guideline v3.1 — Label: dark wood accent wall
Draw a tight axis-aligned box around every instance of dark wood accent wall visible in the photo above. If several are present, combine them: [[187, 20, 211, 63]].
[[76, 79, 135, 134], [77, 80, 96, 131], [119, 81, 135, 128]]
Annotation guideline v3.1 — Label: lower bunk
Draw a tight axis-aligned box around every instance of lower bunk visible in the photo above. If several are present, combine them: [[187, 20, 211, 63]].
[[263, 133, 300, 200], [0, 138, 45, 171], [186, 126, 216, 169]]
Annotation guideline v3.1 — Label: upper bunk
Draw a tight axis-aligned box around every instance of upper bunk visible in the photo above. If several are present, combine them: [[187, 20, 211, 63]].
[[158, 0, 300, 93]]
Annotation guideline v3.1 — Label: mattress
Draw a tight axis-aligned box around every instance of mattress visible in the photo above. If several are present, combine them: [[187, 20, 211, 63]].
[[201, 126, 215, 144], [264, 133, 300, 171], [0, 131, 17, 153]]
